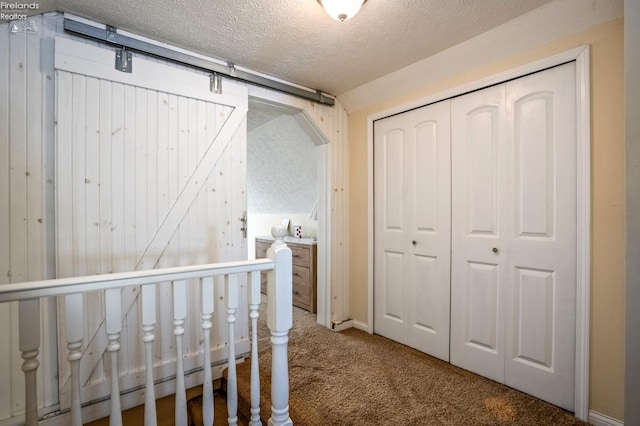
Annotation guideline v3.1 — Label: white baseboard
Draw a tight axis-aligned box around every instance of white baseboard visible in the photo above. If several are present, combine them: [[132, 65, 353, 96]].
[[352, 320, 370, 333], [331, 319, 354, 332], [589, 410, 624, 426]]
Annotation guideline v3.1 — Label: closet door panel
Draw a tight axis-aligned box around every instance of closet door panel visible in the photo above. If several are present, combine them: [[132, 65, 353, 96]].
[[374, 100, 451, 361], [451, 63, 577, 411], [414, 122, 438, 231], [504, 62, 577, 411], [466, 107, 500, 236], [375, 127, 408, 341], [515, 94, 555, 238], [451, 84, 507, 383], [383, 130, 406, 231], [465, 261, 500, 353]]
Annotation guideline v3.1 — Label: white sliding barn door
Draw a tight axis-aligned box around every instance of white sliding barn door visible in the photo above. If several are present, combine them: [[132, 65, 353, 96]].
[[450, 63, 577, 410], [373, 101, 451, 361], [54, 37, 249, 407]]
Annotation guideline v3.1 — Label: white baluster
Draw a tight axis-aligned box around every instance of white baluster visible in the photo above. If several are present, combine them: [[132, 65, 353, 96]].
[[267, 225, 293, 426], [226, 274, 239, 426], [65, 294, 84, 426], [201, 277, 214, 426], [105, 288, 123, 426], [249, 271, 262, 426], [19, 299, 40, 426], [142, 284, 158, 426], [173, 280, 187, 426]]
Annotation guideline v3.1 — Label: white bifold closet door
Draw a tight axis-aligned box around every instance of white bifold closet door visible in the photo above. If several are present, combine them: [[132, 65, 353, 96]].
[[450, 62, 577, 411], [373, 101, 451, 362], [373, 62, 577, 411]]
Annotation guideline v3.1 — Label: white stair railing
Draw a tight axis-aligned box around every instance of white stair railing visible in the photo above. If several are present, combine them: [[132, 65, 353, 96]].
[[201, 276, 215, 426], [105, 288, 123, 426], [225, 273, 239, 426], [19, 299, 40, 426], [267, 227, 294, 426], [0, 225, 293, 426], [173, 280, 188, 426], [249, 271, 262, 426], [142, 284, 158, 426], [66, 293, 84, 426]]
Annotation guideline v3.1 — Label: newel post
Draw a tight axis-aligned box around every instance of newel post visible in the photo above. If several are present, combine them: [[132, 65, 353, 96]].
[[266, 225, 293, 426]]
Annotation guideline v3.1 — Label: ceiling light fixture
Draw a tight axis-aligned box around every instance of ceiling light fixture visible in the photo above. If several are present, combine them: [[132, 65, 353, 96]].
[[317, 0, 367, 22]]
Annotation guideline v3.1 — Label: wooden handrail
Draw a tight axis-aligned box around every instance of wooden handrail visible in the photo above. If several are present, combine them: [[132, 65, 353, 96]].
[[0, 258, 274, 302]]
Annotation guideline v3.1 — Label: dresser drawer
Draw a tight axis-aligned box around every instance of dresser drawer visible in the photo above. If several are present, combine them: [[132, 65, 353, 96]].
[[290, 245, 310, 267], [292, 266, 311, 309], [255, 237, 317, 313], [292, 265, 310, 286], [260, 269, 311, 309]]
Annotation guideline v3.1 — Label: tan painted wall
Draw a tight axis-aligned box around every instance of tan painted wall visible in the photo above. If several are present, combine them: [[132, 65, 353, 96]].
[[347, 19, 625, 420]]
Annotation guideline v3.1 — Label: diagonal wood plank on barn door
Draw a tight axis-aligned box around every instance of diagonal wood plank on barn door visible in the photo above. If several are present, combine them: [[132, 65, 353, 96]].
[[54, 37, 249, 408]]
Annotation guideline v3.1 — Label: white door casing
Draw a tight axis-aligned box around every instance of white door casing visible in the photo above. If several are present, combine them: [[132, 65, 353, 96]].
[[54, 37, 249, 407], [368, 47, 590, 420], [450, 62, 577, 411], [373, 101, 451, 361]]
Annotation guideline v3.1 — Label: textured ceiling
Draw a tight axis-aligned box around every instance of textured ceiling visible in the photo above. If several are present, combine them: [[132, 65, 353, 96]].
[[32, 0, 553, 96]]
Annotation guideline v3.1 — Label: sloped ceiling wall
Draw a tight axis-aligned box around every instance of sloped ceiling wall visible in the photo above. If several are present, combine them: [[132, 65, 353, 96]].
[[248, 111, 317, 214]]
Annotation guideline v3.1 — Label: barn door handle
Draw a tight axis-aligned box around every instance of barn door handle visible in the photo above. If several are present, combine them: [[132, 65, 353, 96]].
[[239, 212, 247, 239]]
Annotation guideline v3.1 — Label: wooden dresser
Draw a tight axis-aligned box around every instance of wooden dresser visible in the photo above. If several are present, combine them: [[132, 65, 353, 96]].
[[255, 237, 317, 313]]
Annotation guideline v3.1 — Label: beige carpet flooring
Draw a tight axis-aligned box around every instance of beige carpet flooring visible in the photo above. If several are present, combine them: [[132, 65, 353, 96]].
[[234, 302, 588, 426]]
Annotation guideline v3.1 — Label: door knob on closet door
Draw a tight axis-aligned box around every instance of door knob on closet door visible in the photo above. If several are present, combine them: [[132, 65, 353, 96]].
[[492, 247, 499, 254]]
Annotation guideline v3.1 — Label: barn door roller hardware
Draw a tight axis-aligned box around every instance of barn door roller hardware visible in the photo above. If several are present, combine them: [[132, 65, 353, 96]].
[[107, 25, 133, 73], [115, 46, 132, 73], [63, 18, 335, 106]]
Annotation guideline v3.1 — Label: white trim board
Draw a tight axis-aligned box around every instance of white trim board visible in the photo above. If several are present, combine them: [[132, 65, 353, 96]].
[[352, 320, 369, 332], [366, 46, 591, 421], [589, 410, 624, 426], [624, 1, 640, 424]]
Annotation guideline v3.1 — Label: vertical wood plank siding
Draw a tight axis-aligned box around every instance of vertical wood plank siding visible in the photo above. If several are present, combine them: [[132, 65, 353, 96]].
[[0, 14, 56, 420], [0, 17, 13, 419]]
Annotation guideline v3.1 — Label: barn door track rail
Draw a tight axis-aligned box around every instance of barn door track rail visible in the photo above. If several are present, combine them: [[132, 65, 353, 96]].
[[63, 17, 335, 106]]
